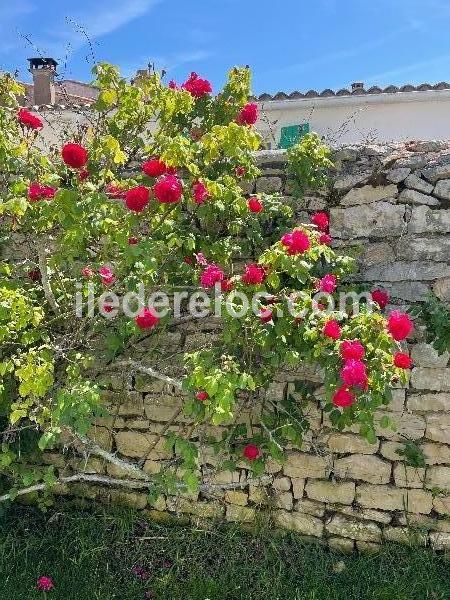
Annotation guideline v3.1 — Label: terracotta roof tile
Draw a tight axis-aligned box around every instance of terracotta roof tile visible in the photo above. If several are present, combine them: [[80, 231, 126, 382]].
[[256, 81, 450, 101]]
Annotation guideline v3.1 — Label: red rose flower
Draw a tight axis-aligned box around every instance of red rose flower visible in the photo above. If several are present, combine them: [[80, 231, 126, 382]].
[[154, 175, 183, 204], [78, 169, 89, 181], [248, 197, 263, 213], [98, 266, 116, 287], [27, 182, 57, 202], [387, 310, 413, 341], [62, 143, 88, 169], [319, 274, 337, 293], [235, 166, 246, 177], [332, 386, 355, 408], [371, 288, 389, 309], [128, 237, 139, 245], [340, 359, 368, 389], [125, 186, 150, 212], [36, 576, 54, 592], [200, 264, 225, 288], [195, 390, 209, 401], [181, 72, 212, 97], [135, 307, 160, 330], [220, 278, 234, 292], [142, 158, 169, 178], [192, 180, 209, 204], [241, 263, 266, 285], [340, 340, 365, 361], [28, 268, 41, 282], [259, 308, 273, 323], [243, 444, 260, 461], [323, 319, 341, 340], [168, 80, 178, 89], [103, 303, 114, 313], [311, 212, 329, 231], [105, 183, 126, 199], [319, 233, 332, 246], [18, 108, 43, 130], [394, 352, 412, 369], [281, 230, 311, 255], [236, 102, 258, 126], [81, 266, 95, 278]]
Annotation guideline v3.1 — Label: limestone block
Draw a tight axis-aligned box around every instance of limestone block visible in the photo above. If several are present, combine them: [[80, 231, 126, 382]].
[[294, 499, 326, 517], [396, 236, 450, 262], [433, 496, 450, 515], [274, 510, 324, 538], [362, 262, 450, 283], [434, 277, 450, 302], [273, 476, 291, 491], [275, 491, 294, 511], [421, 442, 450, 465], [330, 202, 405, 239], [340, 184, 398, 206], [430, 532, 450, 550], [411, 368, 450, 391], [87, 425, 113, 452], [434, 179, 450, 200], [326, 432, 379, 455], [325, 515, 381, 542], [328, 537, 354, 553], [411, 344, 449, 368], [408, 393, 450, 412], [333, 455, 391, 484], [291, 478, 305, 499], [425, 413, 450, 443], [225, 490, 248, 506], [356, 541, 381, 553], [283, 452, 330, 479], [426, 466, 450, 492], [356, 485, 432, 513], [374, 412, 425, 441], [225, 504, 256, 523], [109, 490, 148, 509], [248, 485, 270, 505], [114, 431, 170, 459], [404, 174, 434, 194], [359, 242, 394, 267], [333, 171, 371, 192], [422, 163, 450, 183], [144, 395, 185, 422], [379, 441, 405, 461], [393, 464, 426, 488], [330, 504, 392, 524], [383, 526, 427, 546], [305, 480, 355, 505], [386, 167, 410, 184], [408, 206, 450, 234], [255, 176, 282, 193], [175, 498, 224, 519], [398, 189, 439, 206]]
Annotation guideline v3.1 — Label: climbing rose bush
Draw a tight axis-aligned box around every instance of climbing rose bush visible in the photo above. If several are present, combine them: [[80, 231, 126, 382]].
[[0, 64, 410, 500]]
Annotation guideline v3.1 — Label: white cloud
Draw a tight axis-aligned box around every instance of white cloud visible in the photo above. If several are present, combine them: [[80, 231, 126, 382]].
[[364, 54, 450, 85], [36, 0, 162, 62]]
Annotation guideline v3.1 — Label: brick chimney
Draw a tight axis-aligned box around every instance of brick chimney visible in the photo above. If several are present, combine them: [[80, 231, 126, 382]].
[[28, 58, 58, 105]]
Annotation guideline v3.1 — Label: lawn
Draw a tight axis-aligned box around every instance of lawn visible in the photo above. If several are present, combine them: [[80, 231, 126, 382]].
[[0, 504, 448, 599]]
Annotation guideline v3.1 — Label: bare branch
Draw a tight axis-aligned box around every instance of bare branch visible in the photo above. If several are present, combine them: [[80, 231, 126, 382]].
[[110, 359, 183, 390], [36, 239, 59, 313]]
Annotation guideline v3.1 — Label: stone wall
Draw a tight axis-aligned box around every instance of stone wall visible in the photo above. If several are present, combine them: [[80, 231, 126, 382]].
[[47, 142, 449, 551]]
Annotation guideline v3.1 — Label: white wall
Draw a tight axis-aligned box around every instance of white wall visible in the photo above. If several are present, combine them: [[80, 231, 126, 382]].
[[257, 91, 450, 147]]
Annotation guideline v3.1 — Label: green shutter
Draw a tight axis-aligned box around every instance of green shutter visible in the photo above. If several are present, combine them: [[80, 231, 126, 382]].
[[278, 123, 310, 149]]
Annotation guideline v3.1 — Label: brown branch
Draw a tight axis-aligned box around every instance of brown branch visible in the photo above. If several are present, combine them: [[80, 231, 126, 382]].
[[110, 359, 183, 390]]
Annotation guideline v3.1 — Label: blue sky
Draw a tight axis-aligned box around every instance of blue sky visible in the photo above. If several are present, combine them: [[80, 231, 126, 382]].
[[1, 0, 450, 94]]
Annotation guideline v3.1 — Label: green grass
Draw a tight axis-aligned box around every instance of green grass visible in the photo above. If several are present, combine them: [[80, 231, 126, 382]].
[[0, 504, 449, 599]]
